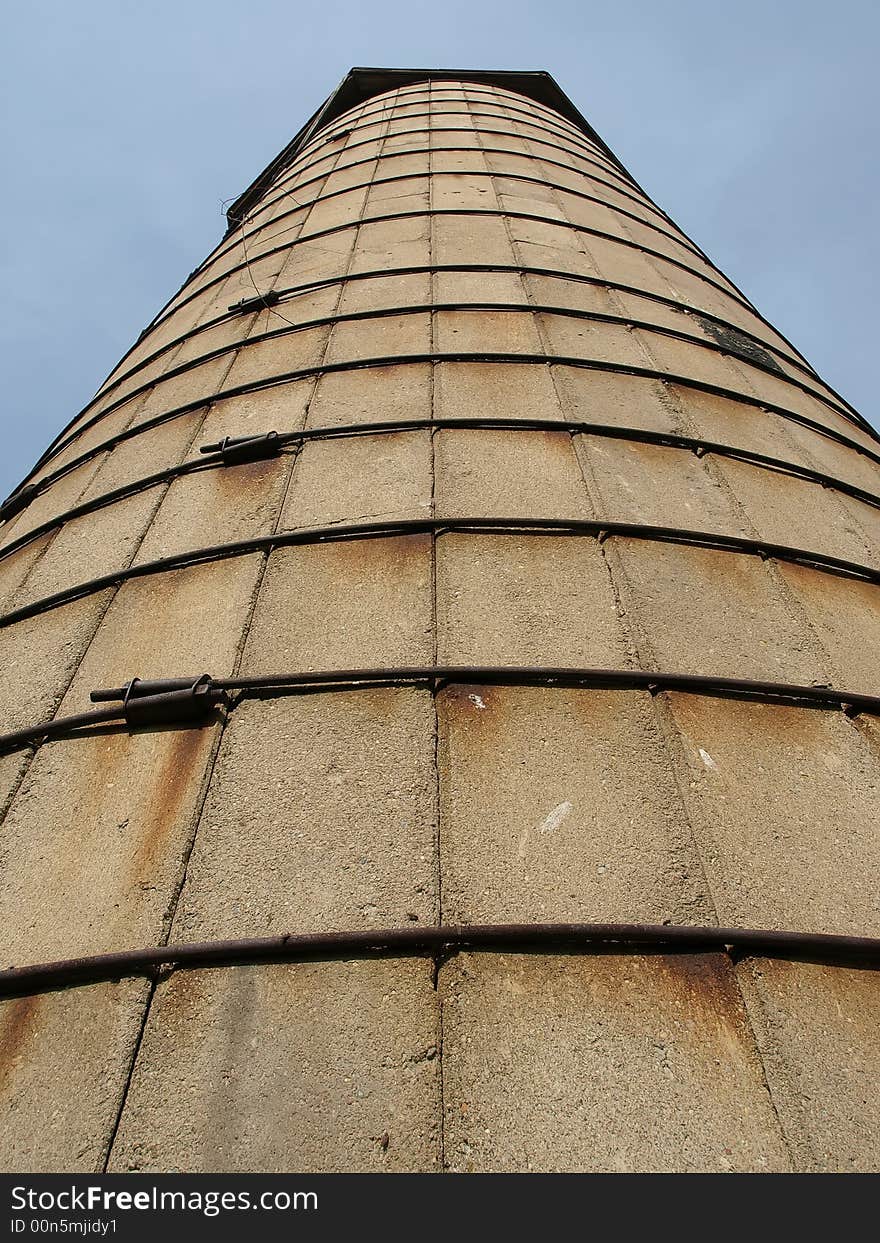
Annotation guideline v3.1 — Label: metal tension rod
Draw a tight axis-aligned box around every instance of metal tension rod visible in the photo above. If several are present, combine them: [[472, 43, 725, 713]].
[[81, 259, 821, 420], [0, 675, 226, 755], [6, 417, 879, 568], [2, 516, 879, 632], [50, 299, 855, 447], [225, 164, 705, 271], [166, 205, 785, 332], [1, 922, 878, 997], [28, 349, 880, 503], [0, 665, 877, 758]]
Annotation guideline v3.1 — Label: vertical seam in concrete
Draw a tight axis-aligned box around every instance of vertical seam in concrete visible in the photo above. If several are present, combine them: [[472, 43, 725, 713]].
[[513, 150, 731, 933], [98, 977, 157, 1172], [574, 327, 804, 1166], [105, 98, 403, 1170], [97, 217, 340, 1167], [573, 309, 800, 1171], [427, 81, 447, 1174], [731, 958, 811, 1170], [0, 370, 234, 837], [648, 373, 846, 685]]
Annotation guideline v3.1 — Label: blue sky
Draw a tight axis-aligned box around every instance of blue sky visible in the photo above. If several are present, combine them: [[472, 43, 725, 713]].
[[1, 0, 878, 499]]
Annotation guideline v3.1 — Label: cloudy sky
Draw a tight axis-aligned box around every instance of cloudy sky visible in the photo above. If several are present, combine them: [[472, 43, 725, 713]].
[[1, 0, 877, 499]]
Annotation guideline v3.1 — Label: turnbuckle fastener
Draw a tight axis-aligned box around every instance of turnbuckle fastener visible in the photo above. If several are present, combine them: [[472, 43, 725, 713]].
[[228, 289, 282, 314], [0, 482, 38, 523], [91, 674, 227, 727], [198, 431, 280, 466]]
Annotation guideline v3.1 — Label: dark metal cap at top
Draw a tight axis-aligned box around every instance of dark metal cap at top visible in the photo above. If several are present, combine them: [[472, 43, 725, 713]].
[[225, 67, 630, 232]]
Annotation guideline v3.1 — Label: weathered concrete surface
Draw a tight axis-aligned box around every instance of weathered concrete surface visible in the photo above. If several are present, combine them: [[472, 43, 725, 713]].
[[552, 366, 677, 432], [280, 431, 432, 529], [128, 355, 235, 431], [244, 536, 432, 670], [772, 565, 880, 697], [438, 686, 711, 925], [436, 535, 621, 664], [3, 74, 880, 1176], [197, 379, 313, 447], [737, 958, 880, 1172], [575, 435, 743, 532], [668, 697, 880, 936], [169, 690, 436, 939], [1, 455, 106, 548], [435, 429, 588, 517], [108, 961, 440, 1172], [441, 953, 791, 1172], [325, 310, 431, 365], [0, 532, 54, 611], [0, 721, 219, 957], [307, 362, 432, 426], [135, 456, 290, 559], [0, 594, 114, 735], [0, 555, 263, 1167], [0, 981, 151, 1173], [11, 490, 165, 603], [434, 360, 561, 424], [608, 541, 831, 684]]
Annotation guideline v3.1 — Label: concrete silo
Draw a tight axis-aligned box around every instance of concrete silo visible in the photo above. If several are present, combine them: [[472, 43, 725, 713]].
[[1, 69, 878, 1173]]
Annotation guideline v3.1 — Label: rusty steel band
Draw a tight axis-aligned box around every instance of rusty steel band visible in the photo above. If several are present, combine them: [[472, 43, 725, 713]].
[[298, 102, 611, 164], [1, 922, 878, 998], [2, 516, 879, 633], [1, 664, 878, 758], [68, 263, 830, 439], [133, 202, 764, 372], [20, 352, 880, 510], [224, 163, 705, 274], [168, 205, 756, 337], [40, 304, 864, 483], [227, 75, 641, 224], [272, 122, 640, 204], [4, 417, 880, 563], [250, 138, 673, 240]]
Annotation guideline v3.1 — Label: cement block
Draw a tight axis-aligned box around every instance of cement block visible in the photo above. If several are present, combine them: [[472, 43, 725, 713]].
[[609, 539, 829, 684], [435, 429, 588, 518], [669, 696, 880, 935], [280, 430, 432, 529], [307, 362, 432, 427], [324, 310, 430, 364], [553, 367, 679, 433], [170, 689, 436, 937], [109, 961, 440, 1172], [438, 685, 709, 924], [0, 594, 112, 734], [435, 308, 543, 354], [434, 360, 562, 424], [436, 533, 623, 665], [0, 981, 151, 1172], [441, 952, 790, 1171], [221, 326, 331, 391], [737, 958, 880, 1171]]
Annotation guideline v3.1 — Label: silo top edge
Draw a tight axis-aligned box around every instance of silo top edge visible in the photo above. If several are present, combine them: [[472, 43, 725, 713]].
[[224, 67, 629, 233]]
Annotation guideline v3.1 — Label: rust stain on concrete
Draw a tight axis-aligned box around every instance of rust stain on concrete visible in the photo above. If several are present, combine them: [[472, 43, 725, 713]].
[[0, 995, 40, 1093], [130, 727, 213, 883]]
